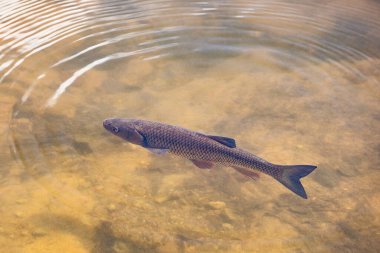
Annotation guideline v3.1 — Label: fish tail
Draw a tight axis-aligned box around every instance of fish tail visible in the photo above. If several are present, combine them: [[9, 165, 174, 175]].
[[275, 165, 317, 199]]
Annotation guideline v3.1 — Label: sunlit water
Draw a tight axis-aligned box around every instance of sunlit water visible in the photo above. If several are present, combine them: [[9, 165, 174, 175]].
[[0, 0, 379, 252]]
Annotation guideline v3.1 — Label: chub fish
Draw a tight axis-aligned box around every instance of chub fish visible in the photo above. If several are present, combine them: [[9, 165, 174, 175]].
[[103, 118, 316, 199]]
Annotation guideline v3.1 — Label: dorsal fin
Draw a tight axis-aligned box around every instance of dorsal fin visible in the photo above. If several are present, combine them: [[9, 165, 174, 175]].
[[207, 135, 236, 148]]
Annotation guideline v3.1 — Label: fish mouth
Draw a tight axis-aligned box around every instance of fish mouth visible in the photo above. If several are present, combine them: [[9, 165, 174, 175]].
[[103, 118, 114, 131]]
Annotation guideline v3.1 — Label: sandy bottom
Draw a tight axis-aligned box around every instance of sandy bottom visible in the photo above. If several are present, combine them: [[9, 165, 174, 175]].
[[0, 0, 380, 252], [1, 53, 379, 252]]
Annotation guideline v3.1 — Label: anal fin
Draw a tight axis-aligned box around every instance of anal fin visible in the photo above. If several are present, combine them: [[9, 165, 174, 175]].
[[232, 166, 260, 180], [191, 160, 214, 169]]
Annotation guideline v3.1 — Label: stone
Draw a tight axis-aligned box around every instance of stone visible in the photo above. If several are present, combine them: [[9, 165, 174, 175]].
[[32, 229, 48, 237], [208, 201, 226, 210], [108, 204, 117, 211]]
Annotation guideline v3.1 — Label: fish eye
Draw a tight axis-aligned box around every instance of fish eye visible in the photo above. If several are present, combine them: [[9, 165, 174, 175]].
[[112, 127, 119, 133]]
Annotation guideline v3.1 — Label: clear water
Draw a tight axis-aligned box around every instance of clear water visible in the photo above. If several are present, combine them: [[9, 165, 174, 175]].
[[0, 0, 379, 252]]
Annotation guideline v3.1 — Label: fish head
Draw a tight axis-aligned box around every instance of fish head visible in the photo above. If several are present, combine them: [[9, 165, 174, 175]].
[[103, 118, 145, 146]]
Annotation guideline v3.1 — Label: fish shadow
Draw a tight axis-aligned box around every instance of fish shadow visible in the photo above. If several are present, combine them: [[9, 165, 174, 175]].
[[27, 213, 159, 253]]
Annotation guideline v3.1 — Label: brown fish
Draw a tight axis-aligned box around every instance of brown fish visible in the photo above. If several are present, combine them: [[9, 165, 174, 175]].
[[103, 118, 316, 199]]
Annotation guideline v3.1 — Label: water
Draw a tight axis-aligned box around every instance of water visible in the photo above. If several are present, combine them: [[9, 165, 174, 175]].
[[0, 0, 379, 252]]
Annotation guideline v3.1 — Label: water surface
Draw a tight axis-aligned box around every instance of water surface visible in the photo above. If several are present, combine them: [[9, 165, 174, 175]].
[[0, 0, 379, 252]]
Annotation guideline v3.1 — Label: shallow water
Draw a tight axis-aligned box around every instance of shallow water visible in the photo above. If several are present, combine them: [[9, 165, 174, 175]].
[[1, 0, 380, 252]]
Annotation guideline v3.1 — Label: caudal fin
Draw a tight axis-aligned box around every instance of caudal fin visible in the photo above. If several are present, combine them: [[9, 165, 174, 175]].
[[276, 165, 316, 199]]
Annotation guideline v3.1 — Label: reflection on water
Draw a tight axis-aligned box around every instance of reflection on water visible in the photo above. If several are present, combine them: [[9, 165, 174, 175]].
[[0, 0, 380, 252]]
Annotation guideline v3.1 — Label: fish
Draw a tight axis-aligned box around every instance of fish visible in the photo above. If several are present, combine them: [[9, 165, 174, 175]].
[[103, 118, 317, 199]]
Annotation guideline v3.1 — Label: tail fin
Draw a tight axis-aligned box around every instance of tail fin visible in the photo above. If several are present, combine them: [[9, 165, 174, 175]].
[[276, 165, 316, 199]]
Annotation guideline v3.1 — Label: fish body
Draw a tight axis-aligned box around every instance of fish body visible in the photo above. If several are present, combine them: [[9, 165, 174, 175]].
[[103, 118, 316, 199]]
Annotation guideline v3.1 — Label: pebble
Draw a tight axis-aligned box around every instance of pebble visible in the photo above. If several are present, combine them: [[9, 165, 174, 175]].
[[337, 168, 357, 177], [15, 211, 23, 218], [208, 201, 226, 210], [95, 185, 104, 191], [113, 240, 130, 253], [32, 229, 47, 237], [154, 195, 169, 204], [108, 204, 117, 211], [222, 223, 233, 230], [16, 199, 27, 204], [223, 208, 237, 221]]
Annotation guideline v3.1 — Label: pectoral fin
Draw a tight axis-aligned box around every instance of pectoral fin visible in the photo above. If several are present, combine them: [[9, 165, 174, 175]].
[[191, 159, 214, 169], [232, 166, 260, 180], [207, 135, 236, 148], [129, 129, 146, 146]]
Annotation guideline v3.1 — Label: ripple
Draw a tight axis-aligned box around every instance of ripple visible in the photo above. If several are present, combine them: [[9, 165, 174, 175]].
[[1, 1, 380, 251], [46, 42, 179, 107], [0, 0, 378, 121], [52, 27, 182, 68], [1, 0, 378, 85], [1, 0, 376, 102]]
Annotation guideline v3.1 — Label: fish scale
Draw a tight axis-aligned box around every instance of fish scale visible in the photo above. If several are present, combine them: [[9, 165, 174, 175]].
[[136, 120, 281, 177], [104, 118, 317, 199]]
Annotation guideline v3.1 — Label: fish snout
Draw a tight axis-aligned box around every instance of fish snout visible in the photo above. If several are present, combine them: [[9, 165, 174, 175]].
[[103, 119, 110, 126], [103, 118, 123, 135], [103, 119, 114, 131]]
